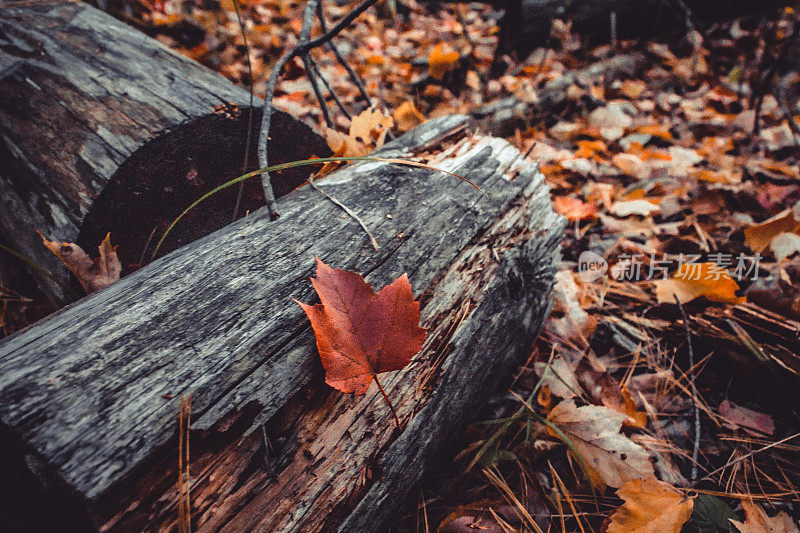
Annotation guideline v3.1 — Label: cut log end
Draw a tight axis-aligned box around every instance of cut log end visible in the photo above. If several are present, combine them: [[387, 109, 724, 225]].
[[76, 106, 331, 276]]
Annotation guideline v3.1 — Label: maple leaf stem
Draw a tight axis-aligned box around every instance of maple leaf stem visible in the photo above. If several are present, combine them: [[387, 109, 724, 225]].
[[373, 373, 401, 430]]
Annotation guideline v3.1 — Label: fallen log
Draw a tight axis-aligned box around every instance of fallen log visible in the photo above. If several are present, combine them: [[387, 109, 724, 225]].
[[0, 114, 563, 531], [0, 0, 330, 305], [487, 0, 786, 73]]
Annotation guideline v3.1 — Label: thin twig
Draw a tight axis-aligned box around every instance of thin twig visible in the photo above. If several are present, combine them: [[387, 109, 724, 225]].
[[674, 294, 701, 482], [306, 52, 351, 118], [301, 51, 334, 127], [231, 0, 255, 221], [257, 0, 380, 215], [699, 432, 800, 482], [316, 0, 372, 107], [309, 176, 379, 250]]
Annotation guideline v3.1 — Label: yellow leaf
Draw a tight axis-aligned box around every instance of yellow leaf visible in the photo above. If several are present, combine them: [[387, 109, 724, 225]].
[[322, 127, 368, 157], [653, 262, 744, 305], [546, 399, 655, 489], [743, 210, 800, 253], [349, 107, 392, 148], [607, 479, 694, 533], [730, 500, 800, 533], [428, 43, 460, 80], [392, 101, 425, 132], [40, 232, 121, 294]]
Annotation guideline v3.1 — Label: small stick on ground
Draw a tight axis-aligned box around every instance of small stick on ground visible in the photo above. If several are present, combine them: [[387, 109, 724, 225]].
[[674, 295, 701, 482], [309, 176, 379, 250]]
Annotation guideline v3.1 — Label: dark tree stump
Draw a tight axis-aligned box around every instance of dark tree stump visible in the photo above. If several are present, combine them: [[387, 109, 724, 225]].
[[0, 115, 564, 531], [0, 1, 330, 305]]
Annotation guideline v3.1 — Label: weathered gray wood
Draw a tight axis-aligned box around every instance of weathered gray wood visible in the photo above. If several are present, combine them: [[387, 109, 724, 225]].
[[0, 115, 562, 530], [0, 1, 326, 305]]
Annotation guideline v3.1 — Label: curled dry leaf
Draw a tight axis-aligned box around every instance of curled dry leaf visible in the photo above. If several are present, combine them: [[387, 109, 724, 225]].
[[428, 42, 460, 80], [606, 479, 694, 533], [40, 232, 121, 294], [610, 199, 661, 217], [295, 257, 427, 395], [546, 399, 655, 489], [653, 262, 744, 305], [730, 500, 800, 533], [536, 354, 647, 428]]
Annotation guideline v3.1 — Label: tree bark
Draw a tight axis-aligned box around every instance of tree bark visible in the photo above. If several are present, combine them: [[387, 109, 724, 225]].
[[0, 115, 564, 531], [0, 0, 330, 306]]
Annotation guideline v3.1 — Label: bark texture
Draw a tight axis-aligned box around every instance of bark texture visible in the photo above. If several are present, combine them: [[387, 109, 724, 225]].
[[0, 1, 328, 305]]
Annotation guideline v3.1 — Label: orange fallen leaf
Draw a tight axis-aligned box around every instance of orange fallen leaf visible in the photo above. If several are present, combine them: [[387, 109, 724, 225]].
[[428, 43, 460, 80], [296, 258, 427, 427], [554, 196, 599, 222], [606, 479, 694, 533], [743, 210, 800, 253], [392, 100, 425, 132], [730, 499, 800, 533], [40, 232, 121, 294], [547, 399, 655, 489], [653, 262, 744, 304]]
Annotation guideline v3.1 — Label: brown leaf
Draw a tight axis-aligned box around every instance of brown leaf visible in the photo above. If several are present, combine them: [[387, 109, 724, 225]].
[[547, 399, 655, 489], [730, 500, 800, 533], [574, 356, 648, 428], [40, 232, 121, 294], [296, 257, 427, 394], [606, 479, 694, 533]]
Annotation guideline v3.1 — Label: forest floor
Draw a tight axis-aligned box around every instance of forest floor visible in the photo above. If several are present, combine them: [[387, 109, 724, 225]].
[[3, 0, 800, 531]]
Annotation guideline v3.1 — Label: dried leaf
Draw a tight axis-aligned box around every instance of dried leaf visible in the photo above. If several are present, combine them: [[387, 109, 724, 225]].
[[574, 356, 647, 428], [743, 210, 800, 253], [428, 43, 460, 80], [770, 232, 800, 262], [296, 257, 426, 394], [718, 400, 775, 436], [653, 262, 744, 304], [349, 107, 393, 148], [392, 100, 425, 132], [607, 479, 694, 533], [554, 196, 599, 221], [610, 199, 661, 217], [40, 232, 121, 294], [730, 500, 800, 533], [323, 127, 368, 157], [547, 399, 655, 489]]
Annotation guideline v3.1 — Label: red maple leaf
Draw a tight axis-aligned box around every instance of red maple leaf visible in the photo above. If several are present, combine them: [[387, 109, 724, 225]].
[[296, 257, 427, 427]]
